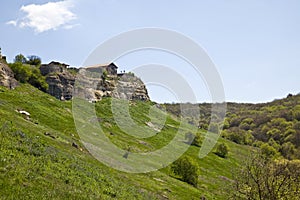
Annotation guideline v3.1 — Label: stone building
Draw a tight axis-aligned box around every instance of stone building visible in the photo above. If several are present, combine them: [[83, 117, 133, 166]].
[[40, 61, 75, 100], [85, 63, 118, 76], [40, 61, 69, 76]]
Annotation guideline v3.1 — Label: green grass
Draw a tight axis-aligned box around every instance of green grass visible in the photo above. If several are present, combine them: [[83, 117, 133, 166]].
[[0, 84, 253, 199]]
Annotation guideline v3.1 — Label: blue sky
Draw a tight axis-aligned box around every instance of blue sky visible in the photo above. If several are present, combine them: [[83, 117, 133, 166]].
[[1, 0, 300, 103]]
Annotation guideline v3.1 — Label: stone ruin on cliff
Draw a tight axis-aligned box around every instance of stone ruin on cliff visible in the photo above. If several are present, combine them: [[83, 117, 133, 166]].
[[40, 61, 150, 102]]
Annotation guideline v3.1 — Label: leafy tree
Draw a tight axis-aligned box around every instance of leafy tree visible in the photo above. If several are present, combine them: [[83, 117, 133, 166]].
[[229, 116, 241, 127], [215, 143, 229, 158], [222, 118, 230, 129], [266, 128, 281, 141], [268, 138, 280, 151], [26, 55, 41, 66], [284, 128, 296, 138], [185, 132, 202, 147], [191, 132, 202, 147], [171, 156, 199, 186], [14, 54, 27, 64], [244, 131, 254, 145], [9, 62, 31, 82], [280, 142, 296, 160], [239, 118, 255, 131], [224, 127, 247, 144], [9, 63, 48, 92], [294, 121, 300, 130], [231, 154, 300, 200], [260, 143, 279, 158]]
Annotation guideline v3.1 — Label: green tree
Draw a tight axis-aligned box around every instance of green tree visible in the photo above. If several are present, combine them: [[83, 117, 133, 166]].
[[260, 143, 279, 158], [280, 142, 296, 160], [231, 154, 300, 200], [9, 62, 31, 82], [225, 129, 254, 145], [239, 118, 255, 131], [191, 132, 202, 147], [222, 118, 230, 129], [9, 63, 48, 92], [14, 54, 27, 64], [26, 55, 41, 66], [185, 132, 202, 147], [215, 143, 229, 158], [171, 156, 199, 186]]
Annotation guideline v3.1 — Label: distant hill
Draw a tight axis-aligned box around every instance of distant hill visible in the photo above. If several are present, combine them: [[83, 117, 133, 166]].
[[165, 94, 300, 160]]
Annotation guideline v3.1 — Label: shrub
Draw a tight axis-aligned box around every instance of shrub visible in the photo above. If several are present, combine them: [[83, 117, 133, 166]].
[[215, 143, 229, 158], [260, 143, 279, 158], [171, 156, 199, 186], [185, 132, 202, 147], [225, 128, 245, 144], [9, 63, 48, 92], [280, 142, 296, 160], [101, 69, 108, 81], [192, 133, 202, 147]]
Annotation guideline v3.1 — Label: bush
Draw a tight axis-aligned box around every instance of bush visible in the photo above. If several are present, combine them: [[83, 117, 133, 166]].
[[225, 128, 245, 144], [14, 54, 41, 67], [191, 133, 202, 147], [171, 156, 199, 186], [260, 143, 279, 158], [9, 63, 48, 92], [280, 142, 296, 160], [215, 143, 229, 158], [185, 132, 202, 147]]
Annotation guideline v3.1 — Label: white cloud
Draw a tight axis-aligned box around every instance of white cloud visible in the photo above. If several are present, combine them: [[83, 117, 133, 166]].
[[7, 0, 77, 33], [6, 20, 18, 26]]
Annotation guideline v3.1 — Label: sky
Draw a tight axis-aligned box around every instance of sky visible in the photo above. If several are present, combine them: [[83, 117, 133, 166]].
[[1, 0, 300, 103]]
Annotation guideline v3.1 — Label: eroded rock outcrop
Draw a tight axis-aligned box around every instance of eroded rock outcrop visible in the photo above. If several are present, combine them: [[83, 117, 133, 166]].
[[0, 59, 18, 89], [41, 61, 149, 101], [40, 61, 75, 100]]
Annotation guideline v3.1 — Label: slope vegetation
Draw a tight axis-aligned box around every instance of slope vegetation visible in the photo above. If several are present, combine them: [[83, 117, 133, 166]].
[[0, 84, 252, 199]]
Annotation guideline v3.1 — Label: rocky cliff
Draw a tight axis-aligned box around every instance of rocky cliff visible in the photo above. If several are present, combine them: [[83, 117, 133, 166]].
[[0, 59, 18, 89], [41, 62, 149, 101], [40, 61, 75, 100]]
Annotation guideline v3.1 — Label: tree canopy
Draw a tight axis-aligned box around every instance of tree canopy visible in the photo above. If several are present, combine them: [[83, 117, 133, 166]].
[[14, 54, 41, 67]]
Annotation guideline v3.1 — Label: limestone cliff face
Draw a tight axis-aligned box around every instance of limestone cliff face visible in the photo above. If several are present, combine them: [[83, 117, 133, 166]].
[[41, 62, 149, 101], [40, 61, 75, 100], [113, 73, 149, 101], [0, 59, 18, 89]]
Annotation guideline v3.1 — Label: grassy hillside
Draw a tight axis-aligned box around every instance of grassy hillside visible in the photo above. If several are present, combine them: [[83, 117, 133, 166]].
[[0, 84, 252, 199]]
